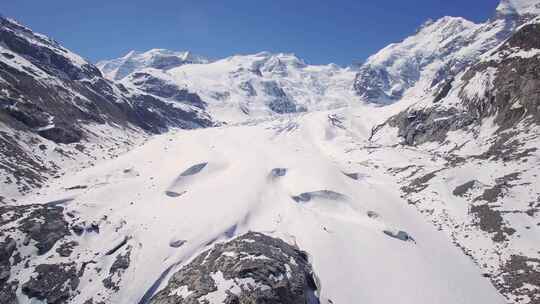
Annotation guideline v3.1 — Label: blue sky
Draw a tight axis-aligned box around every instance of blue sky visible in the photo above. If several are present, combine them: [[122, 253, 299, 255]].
[[3, 0, 499, 66]]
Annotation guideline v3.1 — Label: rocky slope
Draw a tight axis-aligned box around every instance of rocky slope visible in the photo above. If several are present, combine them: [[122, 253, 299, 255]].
[[149, 232, 320, 304], [0, 17, 213, 199], [352, 0, 537, 104], [368, 14, 540, 304]]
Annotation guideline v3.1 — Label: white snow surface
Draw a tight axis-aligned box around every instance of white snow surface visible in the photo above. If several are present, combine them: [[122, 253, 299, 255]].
[[18, 106, 508, 304], [168, 52, 358, 122], [96, 49, 209, 80], [100, 51, 359, 123], [497, 0, 540, 16]]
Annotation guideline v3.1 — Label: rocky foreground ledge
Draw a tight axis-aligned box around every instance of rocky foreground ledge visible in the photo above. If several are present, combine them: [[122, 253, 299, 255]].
[[149, 232, 321, 304]]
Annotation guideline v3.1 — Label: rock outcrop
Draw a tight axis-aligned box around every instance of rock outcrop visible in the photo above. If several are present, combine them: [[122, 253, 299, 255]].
[[149, 232, 320, 304]]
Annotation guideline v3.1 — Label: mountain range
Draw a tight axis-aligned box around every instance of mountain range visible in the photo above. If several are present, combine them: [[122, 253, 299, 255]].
[[1, 1, 540, 303]]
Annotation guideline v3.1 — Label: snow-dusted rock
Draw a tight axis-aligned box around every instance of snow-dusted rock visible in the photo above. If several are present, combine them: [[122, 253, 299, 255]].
[[149, 232, 320, 304]]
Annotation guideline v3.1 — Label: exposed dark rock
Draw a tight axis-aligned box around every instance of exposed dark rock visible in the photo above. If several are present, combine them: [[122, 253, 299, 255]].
[[0, 204, 70, 255], [328, 114, 346, 129], [453, 180, 478, 197], [262, 81, 298, 114], [0, 281, 18, 304], [0, 266, 10, 282], [86, 222, 100, 234], [169, 239, 187, 248], [37, 125, 82, 144], [433, 77, 454, 103], [470, 204, 516, 242], [149, 232, 320, 304], [22, 263, 80, 304], [383, 230, 414, 242], [353, 66, 400, 104], [105, 236, 128, 256], [165, 191, 186, 198], [64, 185, 88, 191], [387, 108, 476, 146], [128, 72, 206, 109], [376, 23, 540, 149], [0, 237, 16, 269], [495, 255, 540, 304], [472, 130, 538, 162], [180, 163, 208, 176], [401, 169, 444, 194], [367, 211, 379, 219], [239, 81, 257, 97], [473, 173, 520, 203], [18, 204, 71, 255], [270, 168, 287, 178], [71, 224, 85, 236], [343, 172, 360, 180], [102, 246, 132, 292], [292, 190, 347, 203], [56, 241, 79, 257]]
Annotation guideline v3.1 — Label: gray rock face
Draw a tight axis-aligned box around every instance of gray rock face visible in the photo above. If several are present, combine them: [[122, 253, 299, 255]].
[[0, 203, 71, 256], [262, 81, 298, 114], [21, 263, 80, 304], [149, 232, 320, 304], [102, 246, 132, 292], [0, 281, 18, 304], [461, 24, 540, 129], [353, 65, 403, 104], [128, 71, 207, 109], [0, 237, 16, 284], [0, 203, 81, 304], [381, 21, 540, 148], [387, 107, 476, 146]]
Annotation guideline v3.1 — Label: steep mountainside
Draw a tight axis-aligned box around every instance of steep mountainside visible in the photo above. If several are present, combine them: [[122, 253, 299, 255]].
[[0, 17, 212, 199], [352, 0, 534, 104], [369, 15, 540, 304]]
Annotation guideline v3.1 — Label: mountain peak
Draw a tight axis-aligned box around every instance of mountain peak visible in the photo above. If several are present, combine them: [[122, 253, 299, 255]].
[[96, 48, 208, 80], [496, 0, 540, 17]]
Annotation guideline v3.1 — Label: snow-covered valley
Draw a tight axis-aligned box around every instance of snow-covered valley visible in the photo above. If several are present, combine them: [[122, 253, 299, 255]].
[[2, 0, 540, 303], [1, 108, 510, 304]]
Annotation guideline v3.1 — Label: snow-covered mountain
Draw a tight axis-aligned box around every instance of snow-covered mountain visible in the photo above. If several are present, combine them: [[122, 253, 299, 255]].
[[1, 1, 540, 304], [0, 16, 212, 199], [111, 51, 358, 122], [496, 0, 540, 17], [96, 49, 209, 81], [352, 0, 536, 104]]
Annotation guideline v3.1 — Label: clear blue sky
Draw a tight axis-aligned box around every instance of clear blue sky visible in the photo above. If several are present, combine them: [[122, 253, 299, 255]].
[[3, 0, 499, 66]]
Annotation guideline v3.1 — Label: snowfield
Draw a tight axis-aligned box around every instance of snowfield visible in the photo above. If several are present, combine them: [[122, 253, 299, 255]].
[[13, 107, 507, 304]]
